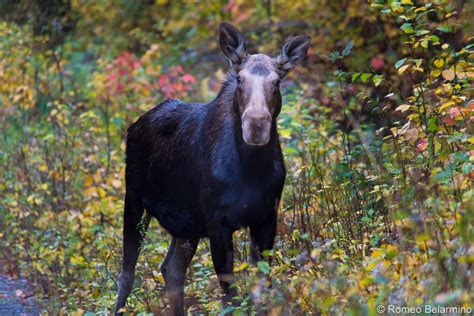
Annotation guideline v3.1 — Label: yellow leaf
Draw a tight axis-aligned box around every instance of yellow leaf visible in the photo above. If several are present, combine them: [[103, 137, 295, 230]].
[[359, 277, 373, 287], [97, 187, 106, 199], [234, 262, 249, 272], [84, 187, 96, 198], [70, 254, 85, 265], [311, 248, 322, 258], [416, 233, 429, 243], [386, 244, 398, 253], [390, 127, 398, 136], [407, 113, 420, 120], [279, 128, 292, 139], [395, 104, 410, 112], [439, 101, 455, 111], [70, 309, 84, 316], [84, 175, 94, 187], [434, 59, 444, 68], [398, 65, 410, 74], [431, 69, 441, 77], [371, 249, 384, 258]]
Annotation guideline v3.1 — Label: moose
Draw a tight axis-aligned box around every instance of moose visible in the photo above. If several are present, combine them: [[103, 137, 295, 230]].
[[115, 23, 310, 315]]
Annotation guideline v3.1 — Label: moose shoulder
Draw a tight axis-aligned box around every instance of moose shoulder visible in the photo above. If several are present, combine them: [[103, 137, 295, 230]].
[[116, 23, 310, 315]]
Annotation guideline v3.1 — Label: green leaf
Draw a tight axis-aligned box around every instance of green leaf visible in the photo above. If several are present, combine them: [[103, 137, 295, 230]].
[[342, 40, 354, 57], [335, 70, 346, 79], [219, 306, 236, 315], [352, 72, 361, 82], [395, 58, 407, 69], [391, 2, 401, 10], [257, 261, 271, 275], [462, 163, 472, 175], [415, 30, 430, 36], [400, 23, 414, 34], [412, 58, 423, 67], [329, 51, 341, 62], [360, 73, 372, 83], [437, 25, 452, 33], [428, 116, 438, 132], [280, 128, 292, 138], [373, 75, 383, 87]]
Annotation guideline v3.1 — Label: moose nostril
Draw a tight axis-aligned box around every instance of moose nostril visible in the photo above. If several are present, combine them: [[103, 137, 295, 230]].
[[242, 109, 272, 122], [255, 113, 272, 121]]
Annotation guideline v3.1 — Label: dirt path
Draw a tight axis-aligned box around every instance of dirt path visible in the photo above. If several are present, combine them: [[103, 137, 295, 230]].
[[0, 275, 40, 315]]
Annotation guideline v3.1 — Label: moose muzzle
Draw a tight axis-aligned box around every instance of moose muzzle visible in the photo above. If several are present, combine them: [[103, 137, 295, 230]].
[[241, 108, 272, 146]]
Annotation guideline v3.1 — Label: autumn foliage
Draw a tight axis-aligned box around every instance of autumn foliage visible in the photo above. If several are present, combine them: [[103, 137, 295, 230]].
[[0, 0, 472, 314]]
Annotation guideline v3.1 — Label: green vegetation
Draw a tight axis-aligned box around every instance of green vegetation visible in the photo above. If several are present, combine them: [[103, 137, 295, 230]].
[[0, 0, 472, 314]]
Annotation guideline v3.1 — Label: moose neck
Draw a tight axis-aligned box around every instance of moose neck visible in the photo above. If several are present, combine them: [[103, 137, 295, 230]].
[[214, 74, 278, 166]]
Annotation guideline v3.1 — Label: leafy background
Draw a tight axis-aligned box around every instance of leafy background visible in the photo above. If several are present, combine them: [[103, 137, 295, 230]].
[[0, 0, 473, 314]]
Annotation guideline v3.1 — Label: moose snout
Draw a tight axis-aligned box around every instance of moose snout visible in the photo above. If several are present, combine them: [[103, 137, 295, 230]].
[[241, 110, 272, 146]]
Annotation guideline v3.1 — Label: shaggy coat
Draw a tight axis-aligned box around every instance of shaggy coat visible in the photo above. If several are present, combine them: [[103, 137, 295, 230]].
[[125, 75, 285, 239], [115, 22, 310, 316]]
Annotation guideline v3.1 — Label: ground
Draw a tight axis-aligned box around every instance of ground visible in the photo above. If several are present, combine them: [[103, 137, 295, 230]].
[[0, 275, 39, 315]]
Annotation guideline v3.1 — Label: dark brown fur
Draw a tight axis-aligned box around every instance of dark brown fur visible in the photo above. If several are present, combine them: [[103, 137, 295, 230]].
[[115, 23, 310, 315]]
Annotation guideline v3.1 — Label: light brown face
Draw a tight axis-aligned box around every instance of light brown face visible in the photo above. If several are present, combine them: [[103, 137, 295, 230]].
[[219, 22, 311, 147], [235, 54, 281, 146]]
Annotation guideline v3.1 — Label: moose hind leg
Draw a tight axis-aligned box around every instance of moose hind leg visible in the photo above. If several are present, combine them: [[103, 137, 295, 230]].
[[115, 192, 151, 315], [161, 237, 199, 316]]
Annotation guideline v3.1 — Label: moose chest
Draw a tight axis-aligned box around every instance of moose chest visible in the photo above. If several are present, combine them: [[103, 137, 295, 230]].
[[206, 142, 285, 231], [222, 179, 278, 229]]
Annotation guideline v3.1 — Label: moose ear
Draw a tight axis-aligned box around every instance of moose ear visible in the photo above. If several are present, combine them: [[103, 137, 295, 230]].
[[219, 23, 246, 66], [277, 35, 311, 73]]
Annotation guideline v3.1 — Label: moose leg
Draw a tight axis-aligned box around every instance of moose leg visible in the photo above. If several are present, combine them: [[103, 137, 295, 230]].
[[115, 192, 151, 315], [210, 230, 237, 306], [161, 237, 199, 316], [250, 217, 277, 264]]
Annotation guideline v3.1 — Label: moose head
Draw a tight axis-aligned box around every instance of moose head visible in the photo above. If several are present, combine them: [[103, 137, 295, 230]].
[[219, 22, 311, 146]]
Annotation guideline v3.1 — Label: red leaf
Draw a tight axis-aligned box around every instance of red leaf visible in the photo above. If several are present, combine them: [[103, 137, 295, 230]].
[[416, 138, 428, 152], [181, 73, 196, 84], [370, 55, 385, 71], [441, 115, 455, 126], [448, 107, 461, 118]]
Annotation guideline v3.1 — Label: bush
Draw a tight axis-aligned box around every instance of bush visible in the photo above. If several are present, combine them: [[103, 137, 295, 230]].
[[0, 0, 472, 314]]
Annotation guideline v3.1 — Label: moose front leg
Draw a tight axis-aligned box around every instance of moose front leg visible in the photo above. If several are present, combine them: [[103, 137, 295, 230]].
[[250, 216, 277, 264], [210, 230, 238, 307], [161, 237, 199, 316]]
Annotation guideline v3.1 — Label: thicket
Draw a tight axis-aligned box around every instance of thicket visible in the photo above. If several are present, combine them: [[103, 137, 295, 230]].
[[0, 0, 472, 314]]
